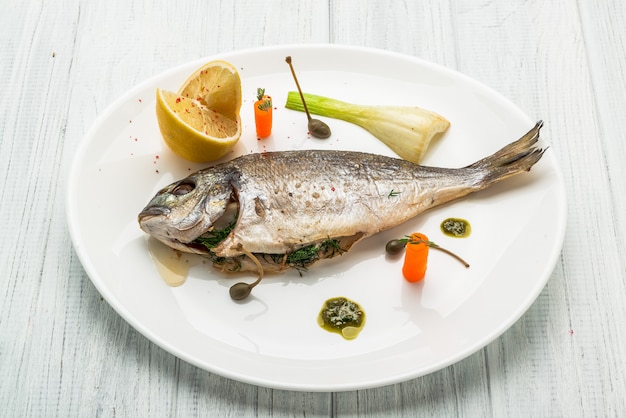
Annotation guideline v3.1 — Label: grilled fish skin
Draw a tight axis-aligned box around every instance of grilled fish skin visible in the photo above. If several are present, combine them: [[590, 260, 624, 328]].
[[138, 121, 545, 273]]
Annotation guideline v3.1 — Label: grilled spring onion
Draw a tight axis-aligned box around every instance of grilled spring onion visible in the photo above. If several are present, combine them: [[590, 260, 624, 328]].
[[284, 91, 450, 164]]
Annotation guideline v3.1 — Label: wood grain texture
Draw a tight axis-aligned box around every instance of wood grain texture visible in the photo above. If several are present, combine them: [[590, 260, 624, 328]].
[[1, 0, 625, 416]]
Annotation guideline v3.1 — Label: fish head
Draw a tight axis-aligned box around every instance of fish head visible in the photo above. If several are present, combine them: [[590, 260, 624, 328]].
[[138, 170, 234, 254]]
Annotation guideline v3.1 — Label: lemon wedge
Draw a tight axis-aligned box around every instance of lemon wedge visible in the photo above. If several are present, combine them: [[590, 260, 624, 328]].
[[155, 60, 242, 162]]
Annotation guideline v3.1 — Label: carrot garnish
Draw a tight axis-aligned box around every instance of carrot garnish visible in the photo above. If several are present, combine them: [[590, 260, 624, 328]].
[[393, 232, 470, 283], [254, 88, 272, 138], [402, 233, 430, 282]]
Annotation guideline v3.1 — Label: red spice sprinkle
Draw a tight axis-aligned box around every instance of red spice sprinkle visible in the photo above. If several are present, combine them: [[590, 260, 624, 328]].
[[331, 187, 336, 192], [155, 155, 160, 159], [568, 329, 574, 336], [134, 138, 138, 142], [138, 99, 142, 103], [176, 98, 181, 103]]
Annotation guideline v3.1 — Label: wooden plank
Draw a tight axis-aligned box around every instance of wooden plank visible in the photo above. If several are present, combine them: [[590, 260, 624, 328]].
[[2, 0, 626, 416]]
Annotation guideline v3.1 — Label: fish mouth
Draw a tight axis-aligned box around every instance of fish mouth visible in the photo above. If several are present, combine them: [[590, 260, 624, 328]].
[[138, 205, 211, 254], [138, 205, 170, 223]]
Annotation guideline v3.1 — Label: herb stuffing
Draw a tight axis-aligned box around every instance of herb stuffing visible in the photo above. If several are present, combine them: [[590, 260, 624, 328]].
[[194, 229, 345, 275], [288, 239, 343, 269], [194, 220, 237, 250]]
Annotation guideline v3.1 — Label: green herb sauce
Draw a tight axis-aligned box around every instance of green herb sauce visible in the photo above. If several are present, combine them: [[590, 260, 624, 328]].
[[317, 297, 365, 340], [440, 218, 471, 238]]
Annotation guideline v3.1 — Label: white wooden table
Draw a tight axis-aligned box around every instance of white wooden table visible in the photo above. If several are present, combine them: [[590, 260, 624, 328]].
[[2, 1, 625, 416]]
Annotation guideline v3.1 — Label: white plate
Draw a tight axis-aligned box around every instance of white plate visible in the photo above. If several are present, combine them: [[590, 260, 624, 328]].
[[66, 44, 566, 391]]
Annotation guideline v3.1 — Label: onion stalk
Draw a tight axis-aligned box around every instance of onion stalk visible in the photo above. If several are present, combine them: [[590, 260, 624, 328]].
[[285, 91, 450, 163]]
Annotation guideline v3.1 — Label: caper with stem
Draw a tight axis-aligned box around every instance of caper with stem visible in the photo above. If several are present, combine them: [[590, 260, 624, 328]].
[[285, 56, 331, 139], [229, 248, 265, 301]]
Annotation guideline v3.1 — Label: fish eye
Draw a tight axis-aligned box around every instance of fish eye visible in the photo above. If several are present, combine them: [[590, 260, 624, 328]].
[[172, 181, 195, 196]]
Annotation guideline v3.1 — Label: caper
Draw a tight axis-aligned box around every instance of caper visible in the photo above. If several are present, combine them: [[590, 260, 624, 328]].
[[229, 282, 253, 300], [308, 118, 331, 139], [286, 56, 332, 139], [229, 275, 262, 301], [385, 239, 407, 255]]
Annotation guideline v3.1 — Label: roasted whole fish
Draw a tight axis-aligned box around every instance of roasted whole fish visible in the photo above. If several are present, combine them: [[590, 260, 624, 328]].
[[139, 121, 545, 274]]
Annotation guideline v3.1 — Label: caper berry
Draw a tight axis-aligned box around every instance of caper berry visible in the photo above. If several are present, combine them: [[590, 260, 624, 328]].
[[385, 239, 407, 255], [229, 273, 263, 301], [229, 282, 253, 300], [308, 118, 331, 139]]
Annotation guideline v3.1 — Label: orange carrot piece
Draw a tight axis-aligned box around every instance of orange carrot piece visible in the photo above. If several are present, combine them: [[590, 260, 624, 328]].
[[254, 88, 272, 138], [402, 233, 430, 282]]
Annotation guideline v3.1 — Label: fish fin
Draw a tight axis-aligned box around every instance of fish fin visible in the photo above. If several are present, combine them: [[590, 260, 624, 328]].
[[467, 121, 546, 187]]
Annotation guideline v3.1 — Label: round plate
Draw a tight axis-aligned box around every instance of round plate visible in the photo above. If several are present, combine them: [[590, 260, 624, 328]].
[[66, 44, 566, 391]]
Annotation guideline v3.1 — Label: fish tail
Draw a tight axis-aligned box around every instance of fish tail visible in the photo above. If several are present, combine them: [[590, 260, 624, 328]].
[[467, 121, 546, 187]]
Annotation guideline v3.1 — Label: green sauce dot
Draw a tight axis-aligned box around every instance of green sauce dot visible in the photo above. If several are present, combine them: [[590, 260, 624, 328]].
[[441, 218, 471, 238]]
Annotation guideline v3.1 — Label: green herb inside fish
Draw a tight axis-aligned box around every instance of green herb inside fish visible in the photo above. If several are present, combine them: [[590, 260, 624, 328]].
[[138, 121, 545, 276]]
